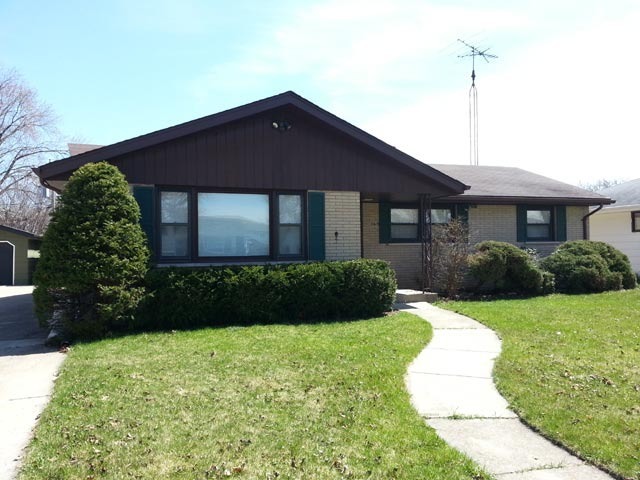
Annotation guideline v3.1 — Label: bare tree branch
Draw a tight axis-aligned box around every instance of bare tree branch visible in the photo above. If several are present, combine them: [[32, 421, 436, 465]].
[[579, 178, 627, 192], [0, 173, 55, 236], [0, 67, 65, 199], [0, 67, 65, 234]]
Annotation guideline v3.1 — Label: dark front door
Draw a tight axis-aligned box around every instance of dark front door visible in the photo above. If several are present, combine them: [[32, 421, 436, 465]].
[[0, 242, 14, 285]]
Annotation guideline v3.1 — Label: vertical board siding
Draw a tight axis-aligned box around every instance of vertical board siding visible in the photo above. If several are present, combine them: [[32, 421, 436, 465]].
[[102, 107, 455, 196]]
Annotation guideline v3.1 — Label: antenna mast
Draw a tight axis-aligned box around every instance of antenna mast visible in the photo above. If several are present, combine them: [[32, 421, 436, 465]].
[[458, 39, 497, 166]]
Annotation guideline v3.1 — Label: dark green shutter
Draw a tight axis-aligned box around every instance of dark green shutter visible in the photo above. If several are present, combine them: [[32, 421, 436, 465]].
[[555, 206, 567, 241], [308, 192, 325, 260], [516, 205, 527, 242], [455, 204, 469, 223], [379, 202, 391, 243], [133, 186, 155, 253]]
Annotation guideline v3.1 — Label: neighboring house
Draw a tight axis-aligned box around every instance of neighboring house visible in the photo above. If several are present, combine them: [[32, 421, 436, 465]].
[[590, 178, 640, 274], [68, 143, 103, 156], [0, 225, 42, 286], [33, 91, 611, 288]]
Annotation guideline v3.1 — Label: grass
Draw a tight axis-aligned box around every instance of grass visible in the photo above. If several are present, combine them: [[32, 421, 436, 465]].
[[20, 313, 489, 480], [444, 290, 640, 480]]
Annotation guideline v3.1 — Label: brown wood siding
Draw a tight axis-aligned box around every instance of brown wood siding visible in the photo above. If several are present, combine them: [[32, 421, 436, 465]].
[[52, 106, 453, 196]]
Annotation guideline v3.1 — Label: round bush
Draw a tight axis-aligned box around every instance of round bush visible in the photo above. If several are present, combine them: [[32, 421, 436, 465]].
[[468, 241, 551, 294], [34, 162, 149, 339], [541, 240, 636, 293]]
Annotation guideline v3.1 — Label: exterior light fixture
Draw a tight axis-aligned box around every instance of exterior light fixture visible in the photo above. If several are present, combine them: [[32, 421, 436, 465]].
[[271, 120, 292, 132]]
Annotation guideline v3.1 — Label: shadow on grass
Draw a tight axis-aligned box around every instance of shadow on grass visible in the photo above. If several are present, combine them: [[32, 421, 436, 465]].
[[441, 286, 639, 304], [65, 308, 400, 347]]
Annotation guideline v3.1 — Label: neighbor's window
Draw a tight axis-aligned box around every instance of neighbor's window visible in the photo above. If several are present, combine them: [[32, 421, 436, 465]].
[[632, 211, 640, 232], [427, 208, 453, 225], [526, 208, 553, 240], [278, 194, 303, 256], [160, 191, 190, 257], [390, 208, 419, 240], [197, 193, 270, 257]]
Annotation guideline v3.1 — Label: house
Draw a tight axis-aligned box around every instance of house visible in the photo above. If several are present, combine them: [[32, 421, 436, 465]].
[[33, 91, 612, 288], [0, 224, 41, 286], [589, 178, 640, 274]]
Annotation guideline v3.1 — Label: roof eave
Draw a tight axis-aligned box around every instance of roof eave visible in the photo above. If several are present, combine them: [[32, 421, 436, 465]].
[[437, 195, 614, 206], [0, 224, 42, 239]]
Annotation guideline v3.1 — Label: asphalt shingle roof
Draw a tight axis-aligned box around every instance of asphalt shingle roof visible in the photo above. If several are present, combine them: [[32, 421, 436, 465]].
[[598, 178, 640, 207], [429, 164, 612, 205]]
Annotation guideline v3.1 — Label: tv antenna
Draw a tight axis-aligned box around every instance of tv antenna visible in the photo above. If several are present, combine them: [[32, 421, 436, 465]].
[[458, 39, 497, 166]]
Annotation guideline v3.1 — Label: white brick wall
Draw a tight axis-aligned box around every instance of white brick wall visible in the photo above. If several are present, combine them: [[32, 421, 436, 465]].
[[322, 191, 361, 261], [361, 202, 423, 288], [468, 204, 586, 256], [566, 206, 588, 241], [468, 205, 518, 245]]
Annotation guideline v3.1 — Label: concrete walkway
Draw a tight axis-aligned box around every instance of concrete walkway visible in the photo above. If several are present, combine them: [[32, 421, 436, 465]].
[[401, 301, 613, 480], [0, 286, 65, 480]]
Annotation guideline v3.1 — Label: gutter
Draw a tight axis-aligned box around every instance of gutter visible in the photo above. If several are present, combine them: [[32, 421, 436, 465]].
[[582, 204, 605, 240], [32, 167, 62, 194]]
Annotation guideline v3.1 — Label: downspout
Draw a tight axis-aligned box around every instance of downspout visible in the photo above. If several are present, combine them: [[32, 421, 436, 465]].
[[582, 204, 603, 240]]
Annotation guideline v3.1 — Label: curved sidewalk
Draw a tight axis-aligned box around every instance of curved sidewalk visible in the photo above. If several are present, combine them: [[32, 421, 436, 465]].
[[401, 302, 613, 480]]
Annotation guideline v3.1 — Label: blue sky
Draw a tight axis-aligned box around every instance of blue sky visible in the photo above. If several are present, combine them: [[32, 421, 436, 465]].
[[2, 0, 639, 184]]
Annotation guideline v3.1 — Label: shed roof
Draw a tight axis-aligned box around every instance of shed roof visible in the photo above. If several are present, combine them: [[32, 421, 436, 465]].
[[598, 178, 640, 207], [0, 224, 41, 239], [431, 164, 613, 206]]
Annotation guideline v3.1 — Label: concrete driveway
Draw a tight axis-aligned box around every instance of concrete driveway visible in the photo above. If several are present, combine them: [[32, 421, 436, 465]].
[[0, 286, 65, 480]]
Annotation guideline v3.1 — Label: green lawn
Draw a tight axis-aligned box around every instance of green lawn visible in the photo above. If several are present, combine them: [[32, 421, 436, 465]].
[[20, 313, 488, 480], [444, 290, 640, 480]]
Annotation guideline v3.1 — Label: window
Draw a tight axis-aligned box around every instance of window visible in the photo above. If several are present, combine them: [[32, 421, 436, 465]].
[[632, 211, 640, 232], [160, 191, 189, 257], [278, 194, 303, 256], [390, 208, 419, 241], [427, 208, 453, 225], [526, 208, 553, 241], [197, 193, 270, 257], [157, 189, 307, 262], [517, 205, 566, 242], [380, 203, 467, 244]]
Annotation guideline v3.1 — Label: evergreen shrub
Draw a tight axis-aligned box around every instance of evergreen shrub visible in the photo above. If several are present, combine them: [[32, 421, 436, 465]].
[[468, 241, 552, 295], [136, 259, 397, 330], [33, 162, 149, 339], [541, 240, 636, 293]]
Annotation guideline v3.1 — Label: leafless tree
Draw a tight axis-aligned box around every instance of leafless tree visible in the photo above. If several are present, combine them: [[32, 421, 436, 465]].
[[0, 67, 64, 233], [0, 173, 54, 235], [579, 178, 626, 192], [432, 219, 470, 297]]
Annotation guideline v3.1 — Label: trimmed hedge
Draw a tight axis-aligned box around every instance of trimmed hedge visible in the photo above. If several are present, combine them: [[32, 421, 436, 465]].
[[468, 241, 553, 295], [541, 240, 637, 293], [136, 259, 397, 330]]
